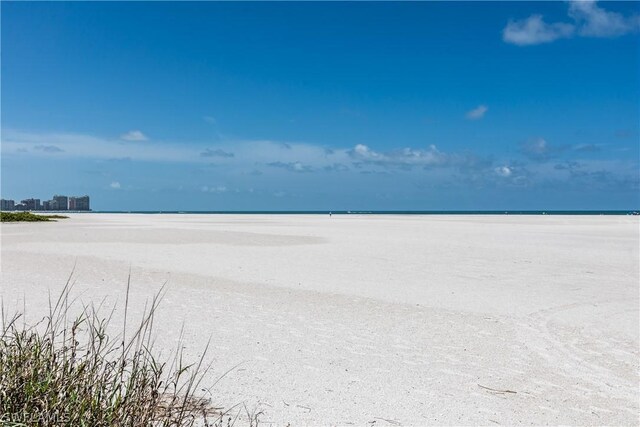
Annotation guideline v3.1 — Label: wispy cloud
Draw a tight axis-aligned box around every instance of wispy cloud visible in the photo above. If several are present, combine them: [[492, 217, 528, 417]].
[[201, 185, 227, 193], [568, 1, 640, 37], [200, 148, 234, 158], [520, 137, 554, 161], [120, 130, 148, 142], [572, 143, 601, 153], [34, 144, 64, 153], [2, 129, 343, 168], [614, 129, 634, 139], [267, 161, 314, 173], [503, 15, 574, 46], [323, 163, 350, 172], [3, 130, 195, 162], [1, 128, 476, 174], [348, 144, 449, 169], [520, 137, 602, 161], [3, 128, 637, 194], [548, 159, 640, 191], [465, 105, 488, 120], [503, 1, 639, 46]]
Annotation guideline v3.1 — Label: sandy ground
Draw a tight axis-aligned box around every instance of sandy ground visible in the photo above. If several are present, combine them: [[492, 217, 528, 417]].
[[1, 213, 638, 425]]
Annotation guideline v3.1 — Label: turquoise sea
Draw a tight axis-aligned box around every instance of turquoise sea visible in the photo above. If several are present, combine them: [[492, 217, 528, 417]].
[[92, 210, 639, 215]]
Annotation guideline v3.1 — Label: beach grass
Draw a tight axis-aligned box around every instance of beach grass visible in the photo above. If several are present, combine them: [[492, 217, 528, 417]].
[[0, 211, 69, 222], [0, 275, 257, 426]]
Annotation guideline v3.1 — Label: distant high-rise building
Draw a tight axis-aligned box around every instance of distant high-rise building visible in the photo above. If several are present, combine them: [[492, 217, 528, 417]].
[[1, 199, 15, 211], [77, 195, 90, 211], [69, 195, 90, 211], [3, 194, 91, 211], [53, 195, 68, 210], [21, 199, 41, 211]]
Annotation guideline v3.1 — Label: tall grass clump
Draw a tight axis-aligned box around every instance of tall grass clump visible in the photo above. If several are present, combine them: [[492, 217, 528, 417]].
[[0, 212, 69, 222], [0, 276, 257, 426]]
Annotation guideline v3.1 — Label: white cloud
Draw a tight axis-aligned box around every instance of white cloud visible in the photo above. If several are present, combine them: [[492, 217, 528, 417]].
[[503, 15, 574, 46], [351, 144, 384, 161], [291, 162, 308, 172], [120, 130, 148, 142], [110, 181, 121, 189], [494, 166, 513, 177], [204, 116, 217, 124], [465, 105, 488, 120], [569, 0, 639, 37], [503, 1, 639, 46]]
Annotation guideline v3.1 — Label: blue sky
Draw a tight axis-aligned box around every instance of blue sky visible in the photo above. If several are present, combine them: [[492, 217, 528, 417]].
[[2, 1, 639, 210]]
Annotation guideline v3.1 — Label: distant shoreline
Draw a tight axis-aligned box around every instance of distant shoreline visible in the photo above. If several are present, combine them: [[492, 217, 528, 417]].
[[41, 210, 640, 215]]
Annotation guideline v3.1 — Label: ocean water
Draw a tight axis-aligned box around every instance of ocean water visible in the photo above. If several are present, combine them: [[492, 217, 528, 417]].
[[90, 210, 639, 215]]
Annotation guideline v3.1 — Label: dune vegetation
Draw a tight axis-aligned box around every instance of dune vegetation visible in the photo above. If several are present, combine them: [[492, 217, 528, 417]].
[[0, 211, 69, 222], [0, 277, 259, 426]]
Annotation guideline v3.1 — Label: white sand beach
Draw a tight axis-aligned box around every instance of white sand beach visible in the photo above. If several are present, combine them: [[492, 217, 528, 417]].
[[1, 213, 638, 425]]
